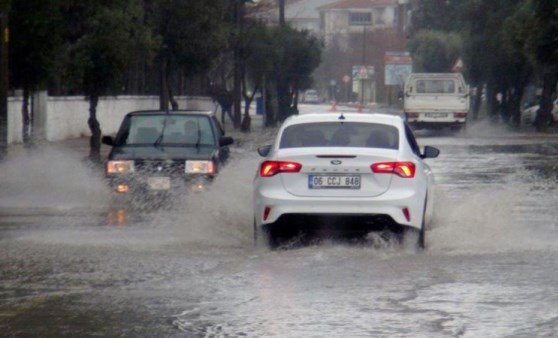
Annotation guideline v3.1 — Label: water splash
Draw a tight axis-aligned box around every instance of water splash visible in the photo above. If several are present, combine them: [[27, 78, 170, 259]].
[[0, 146, 110, 211], [428, 171, 558, 254]]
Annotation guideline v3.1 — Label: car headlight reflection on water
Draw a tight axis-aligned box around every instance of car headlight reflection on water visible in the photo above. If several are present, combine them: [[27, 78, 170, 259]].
[[106, 160, 135, 174]]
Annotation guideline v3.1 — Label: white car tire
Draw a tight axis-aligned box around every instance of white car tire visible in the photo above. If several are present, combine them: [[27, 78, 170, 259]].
[[254, 220, 279, 249], [402, 200, 427, 251]]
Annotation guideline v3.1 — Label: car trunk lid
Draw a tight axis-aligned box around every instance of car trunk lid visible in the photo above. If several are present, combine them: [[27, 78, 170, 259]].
[[278, 148, 398, 197]]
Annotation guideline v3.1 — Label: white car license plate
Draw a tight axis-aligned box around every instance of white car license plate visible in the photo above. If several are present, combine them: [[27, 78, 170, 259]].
[[425, 112, 448, 118], [147, 177, 171, 190], [308, 175, 361, 189]]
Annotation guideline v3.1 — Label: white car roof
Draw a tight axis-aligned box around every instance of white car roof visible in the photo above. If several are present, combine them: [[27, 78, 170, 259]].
[[282, 112, 403, 128]]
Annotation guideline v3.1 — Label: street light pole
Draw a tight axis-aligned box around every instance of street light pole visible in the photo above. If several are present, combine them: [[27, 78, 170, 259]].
[[360, 24, 367, 106]]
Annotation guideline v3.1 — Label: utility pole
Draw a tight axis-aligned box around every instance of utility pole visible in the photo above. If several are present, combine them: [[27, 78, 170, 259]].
[[0, 8, 8, 160], [360, 24, 367, 106], [276, 0, 289, 121]]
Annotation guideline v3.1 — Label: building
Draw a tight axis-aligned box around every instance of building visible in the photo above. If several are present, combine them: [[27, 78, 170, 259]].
[[317, 0, 412, 104], [249, 0, 412, 105], [249, 0, 339, 35]]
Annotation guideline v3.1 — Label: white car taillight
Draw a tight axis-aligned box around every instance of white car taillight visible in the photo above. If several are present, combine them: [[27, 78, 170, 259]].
[[260, 161, 302, 177], [371, 162, 416, 178]]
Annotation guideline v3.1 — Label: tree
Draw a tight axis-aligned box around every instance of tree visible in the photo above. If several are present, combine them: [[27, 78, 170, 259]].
[[0, 0, 9, 158], [144, 0, 227, 111], [280, 27, 322, 113], [62, 0, 155, 163], [525, 0, 558, 131], [410, 0, 533, 125], [209, 5, 321, 128], [456, 0, 527, 121], [272, 26, 322, 122], [238, 19, 275, 131], [410, 0, 465, 33], [500, 2, 535, 127], [9, 0, 65, 146], [274, 0, 289, 123], [407, 30, 462, 73]]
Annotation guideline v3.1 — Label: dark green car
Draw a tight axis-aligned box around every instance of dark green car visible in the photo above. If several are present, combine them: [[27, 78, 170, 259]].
[[102, 110, 233, 200]]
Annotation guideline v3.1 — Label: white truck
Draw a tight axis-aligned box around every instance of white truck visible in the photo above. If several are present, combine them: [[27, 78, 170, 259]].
[[403, 73, 470, 130]]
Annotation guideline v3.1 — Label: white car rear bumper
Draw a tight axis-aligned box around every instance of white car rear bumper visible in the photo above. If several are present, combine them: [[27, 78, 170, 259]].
[[254, 184, 426, 231]]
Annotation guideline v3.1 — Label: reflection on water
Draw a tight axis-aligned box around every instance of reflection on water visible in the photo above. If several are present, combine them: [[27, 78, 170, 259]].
[[105, 208, 129, 226]]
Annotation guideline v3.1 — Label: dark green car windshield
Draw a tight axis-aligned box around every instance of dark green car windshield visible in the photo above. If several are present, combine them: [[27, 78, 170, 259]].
[[114, 115, 215, 146]]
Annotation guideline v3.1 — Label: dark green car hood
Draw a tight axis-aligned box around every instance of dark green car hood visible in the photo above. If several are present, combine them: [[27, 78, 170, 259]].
[[108, 145, 216, 161]]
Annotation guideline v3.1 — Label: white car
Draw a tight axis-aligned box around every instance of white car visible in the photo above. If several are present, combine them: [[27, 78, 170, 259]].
[[522, 98, 558, 126], [253, 112, 440, 250], [303, 89, 321, 104]]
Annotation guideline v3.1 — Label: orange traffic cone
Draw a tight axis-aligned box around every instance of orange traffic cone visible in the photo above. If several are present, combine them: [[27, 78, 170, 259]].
[[329, 100, 337, 112]]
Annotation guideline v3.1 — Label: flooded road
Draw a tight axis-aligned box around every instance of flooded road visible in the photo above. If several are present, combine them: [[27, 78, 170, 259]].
[[1, 115, 558, 337]]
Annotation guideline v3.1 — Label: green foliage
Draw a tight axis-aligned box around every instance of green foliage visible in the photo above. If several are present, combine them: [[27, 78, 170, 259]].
[[409, 0, 556, 124], [239, 19, 275, 87], [62, 0, 155, 97], [283, 28, 322, 91], [460, 0, 525, 81], [408, 30, 462, 73], [224, 20, 322, 123], [0, 0, 10, 11], [269, 26, 321, 121], [500, 1, 535, 81], [234, 19, 322, 86], [145, 0, 227, 76], [527, 0, 558, 67], [410, 0, 466, 34], [9, 0, 66, 91]]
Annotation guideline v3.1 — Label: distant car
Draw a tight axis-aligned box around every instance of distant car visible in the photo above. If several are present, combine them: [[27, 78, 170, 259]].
[[522, 98, 558, 126], [403, 73, 470, 131], [253, 112, 440, 250], [102, 110, 233, 201], [303, 89, 321, 104]]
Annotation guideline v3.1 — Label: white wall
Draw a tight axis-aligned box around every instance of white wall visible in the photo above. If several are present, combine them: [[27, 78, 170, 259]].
[[7, 94, 223, 144], [7, 97, 23, 144]]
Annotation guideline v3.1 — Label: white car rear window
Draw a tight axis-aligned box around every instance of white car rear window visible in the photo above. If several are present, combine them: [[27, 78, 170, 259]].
[[279, 122, 399, 149]]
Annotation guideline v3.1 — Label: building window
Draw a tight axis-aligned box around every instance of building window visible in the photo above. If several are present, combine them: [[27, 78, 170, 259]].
[[350, 12, 372, 26]]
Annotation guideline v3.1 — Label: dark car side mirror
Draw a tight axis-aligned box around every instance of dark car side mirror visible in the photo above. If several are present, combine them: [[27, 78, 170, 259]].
[[421, 145, 440, 159], [102, 136, 114, 146], [219, 136, 234, 147], [257, 145, 272, 157]]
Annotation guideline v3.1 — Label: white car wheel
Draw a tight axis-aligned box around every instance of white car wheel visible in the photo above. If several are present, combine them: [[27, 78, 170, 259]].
[[402, 200, 427, 251], [254, 220, 282, 249], [253, 220, 267, 249]]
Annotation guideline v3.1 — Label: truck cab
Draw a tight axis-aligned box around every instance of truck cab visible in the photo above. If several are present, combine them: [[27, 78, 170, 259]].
[[403, 73, 470, 130]]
